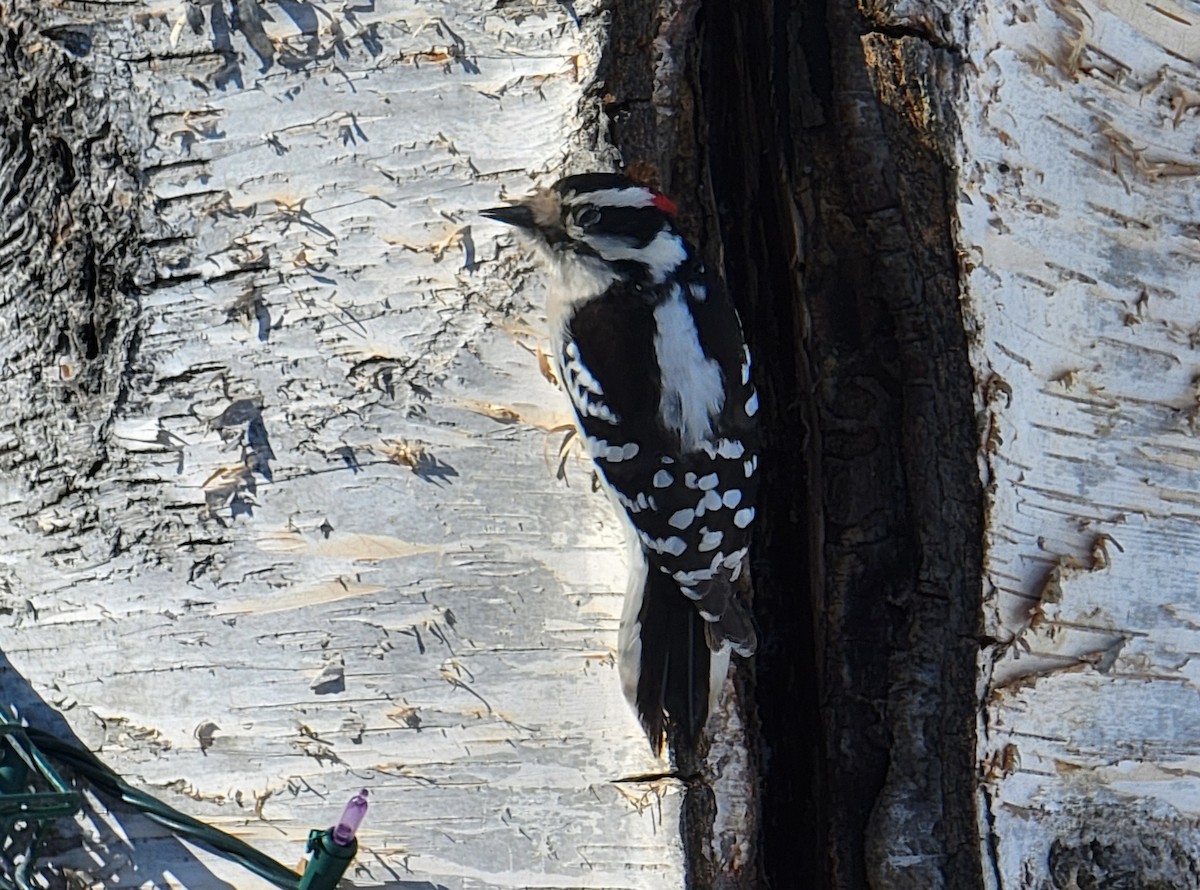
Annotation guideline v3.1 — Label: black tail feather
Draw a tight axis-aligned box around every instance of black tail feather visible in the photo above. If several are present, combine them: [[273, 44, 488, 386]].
[[635, 567, 711, 755]]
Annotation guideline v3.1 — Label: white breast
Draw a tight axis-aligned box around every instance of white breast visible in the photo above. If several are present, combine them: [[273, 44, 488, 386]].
[[539, 246, 618, 334]]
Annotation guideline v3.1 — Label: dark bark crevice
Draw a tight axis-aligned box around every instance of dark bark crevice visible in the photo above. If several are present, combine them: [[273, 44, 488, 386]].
[[698, 2, 985, 887], [597, 0, 984, 887]]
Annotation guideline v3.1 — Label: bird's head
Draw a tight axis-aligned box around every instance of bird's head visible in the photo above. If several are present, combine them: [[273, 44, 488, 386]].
[[483, 173, 686, 285]]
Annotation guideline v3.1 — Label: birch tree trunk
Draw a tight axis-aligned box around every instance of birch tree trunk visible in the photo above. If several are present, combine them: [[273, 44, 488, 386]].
[[0, 1, 742, 888], [960, 1, 1200, 886]]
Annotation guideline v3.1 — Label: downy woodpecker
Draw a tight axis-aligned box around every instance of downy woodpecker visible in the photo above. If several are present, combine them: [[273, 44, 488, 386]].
[[484, 173, 759, 754]]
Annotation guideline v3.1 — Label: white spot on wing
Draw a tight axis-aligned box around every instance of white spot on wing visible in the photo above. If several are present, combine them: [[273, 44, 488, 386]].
[[674, 567, 715, 587], [604, 442, 639, 462], [733, 507, 756, 528], [586, 401, 619, 423], [698, 528, 723, 552], [653, 469, 673, 488], [697, 473, 719, 490], [639, 530, 688, 557], [668, 508, 695, 530], [722, 489, 742, 508], [561, 339, 621, 425], [574, 364, 603, 396], [661, 536, 687, 557], [617, 491, 650, 514], [745, 391, 760, 417], [585, 436, 638, 463], [716, 438, 745, 459]]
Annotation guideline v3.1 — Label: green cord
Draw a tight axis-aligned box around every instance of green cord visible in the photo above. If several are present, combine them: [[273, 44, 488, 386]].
[[23, 729, 303, 890]]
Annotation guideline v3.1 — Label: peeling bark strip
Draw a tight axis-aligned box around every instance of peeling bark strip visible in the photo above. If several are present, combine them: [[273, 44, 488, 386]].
[[0, 1, 701, 888]]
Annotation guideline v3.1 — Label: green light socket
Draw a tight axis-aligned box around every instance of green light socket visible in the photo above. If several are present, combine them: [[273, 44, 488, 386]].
[[297, 828, 357, 890]]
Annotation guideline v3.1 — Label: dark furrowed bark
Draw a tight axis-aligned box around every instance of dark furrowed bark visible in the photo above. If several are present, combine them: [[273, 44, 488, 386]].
[[598, 0, 984, 887]]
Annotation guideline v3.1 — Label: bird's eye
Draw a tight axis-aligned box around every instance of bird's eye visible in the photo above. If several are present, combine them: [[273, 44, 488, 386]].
[[575, 205, 601, 229]]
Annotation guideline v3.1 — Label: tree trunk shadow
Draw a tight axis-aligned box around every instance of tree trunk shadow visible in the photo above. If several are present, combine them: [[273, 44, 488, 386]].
[[0, 652, 451, 889], [0, 652, 241, 890]]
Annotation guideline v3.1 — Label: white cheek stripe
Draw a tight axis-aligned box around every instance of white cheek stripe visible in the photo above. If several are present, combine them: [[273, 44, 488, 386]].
[[653, 288, 725, 452], [586, 228, 687, 284]]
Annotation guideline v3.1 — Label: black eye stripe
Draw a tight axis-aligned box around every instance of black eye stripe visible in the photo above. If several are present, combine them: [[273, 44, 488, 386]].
[[581, 206, 666, 246]]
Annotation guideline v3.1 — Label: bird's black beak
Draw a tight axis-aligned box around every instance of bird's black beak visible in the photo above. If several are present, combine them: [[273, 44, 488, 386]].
[[481, 203, 536, 230]]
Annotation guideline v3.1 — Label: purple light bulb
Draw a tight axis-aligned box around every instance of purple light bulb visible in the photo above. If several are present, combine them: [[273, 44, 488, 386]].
[[332, 788, 368, 846]]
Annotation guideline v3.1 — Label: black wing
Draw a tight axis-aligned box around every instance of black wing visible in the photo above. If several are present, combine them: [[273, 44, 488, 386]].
[[560, 261, 759, 652]]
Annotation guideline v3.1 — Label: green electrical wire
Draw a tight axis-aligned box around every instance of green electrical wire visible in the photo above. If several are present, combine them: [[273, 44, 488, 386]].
[[23, 729, 303, 890]]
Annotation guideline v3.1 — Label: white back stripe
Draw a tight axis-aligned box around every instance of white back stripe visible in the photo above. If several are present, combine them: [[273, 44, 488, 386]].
[[652, 287, 725, 451]]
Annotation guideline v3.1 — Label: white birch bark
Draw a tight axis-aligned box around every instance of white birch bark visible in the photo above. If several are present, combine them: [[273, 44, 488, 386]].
[[0, 2, 704, 887], [959, 0, 1200, 884]]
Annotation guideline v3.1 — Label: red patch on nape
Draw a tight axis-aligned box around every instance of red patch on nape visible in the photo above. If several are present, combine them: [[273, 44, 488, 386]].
[[651, 191, 678, 216]]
